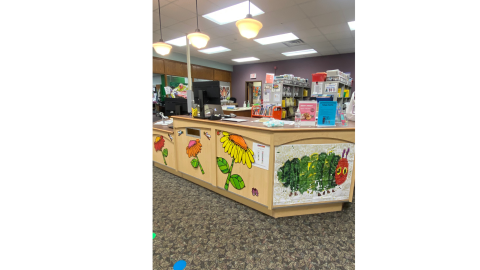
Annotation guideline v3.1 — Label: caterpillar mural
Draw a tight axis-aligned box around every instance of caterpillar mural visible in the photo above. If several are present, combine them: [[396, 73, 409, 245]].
[[277, 148, 350, 197]]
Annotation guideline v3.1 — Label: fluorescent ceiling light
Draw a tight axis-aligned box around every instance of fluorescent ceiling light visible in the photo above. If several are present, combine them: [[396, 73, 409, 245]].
[[232, 57, 259, 62], [254, 33, 298, 45], [348, 21, 355, 31], [199, 46, 231, 54], [282, 49, 318, 56], [165, 36, 187, 46], [203, 1, 264, 25]]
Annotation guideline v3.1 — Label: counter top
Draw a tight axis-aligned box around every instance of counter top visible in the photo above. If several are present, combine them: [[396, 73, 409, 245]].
[[171, 115, 354, 132], [223, 107, 252, 111], [152, 121, 174, 133]]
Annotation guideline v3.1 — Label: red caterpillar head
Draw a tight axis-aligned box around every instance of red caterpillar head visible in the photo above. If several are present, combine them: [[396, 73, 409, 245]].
[[335, 148, 349, 185]]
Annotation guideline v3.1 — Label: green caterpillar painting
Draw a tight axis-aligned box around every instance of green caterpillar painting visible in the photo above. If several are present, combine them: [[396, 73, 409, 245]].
[[277, 148, 350, 197]]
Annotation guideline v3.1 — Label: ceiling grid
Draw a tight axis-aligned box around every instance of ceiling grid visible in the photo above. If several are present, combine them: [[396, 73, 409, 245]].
[[153, 0, 354, 64]]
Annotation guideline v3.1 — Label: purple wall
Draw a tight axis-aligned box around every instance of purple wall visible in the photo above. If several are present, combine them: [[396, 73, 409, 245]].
[[231, 53, 355, 105]]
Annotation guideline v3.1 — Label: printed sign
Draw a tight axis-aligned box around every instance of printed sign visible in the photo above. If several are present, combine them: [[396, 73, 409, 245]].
[[250, 73, 256, 79], [252, 142, 270, 170], [265, 73, 274, 84]]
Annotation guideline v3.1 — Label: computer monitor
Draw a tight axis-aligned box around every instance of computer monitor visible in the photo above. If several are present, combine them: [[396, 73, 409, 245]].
[[164, 97, 188, 116], [192, 81, 221, 105]]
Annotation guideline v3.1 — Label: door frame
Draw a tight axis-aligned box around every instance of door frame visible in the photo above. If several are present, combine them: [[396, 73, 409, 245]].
[[244, 80, 262, 104]]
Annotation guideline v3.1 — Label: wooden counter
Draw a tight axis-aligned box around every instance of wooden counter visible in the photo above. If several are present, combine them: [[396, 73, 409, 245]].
[[223, 107, 252, 117], [153, 116, 355, 218]]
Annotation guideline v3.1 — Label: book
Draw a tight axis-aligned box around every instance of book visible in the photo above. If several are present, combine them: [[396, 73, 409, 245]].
[[298, 101, 317, 126]]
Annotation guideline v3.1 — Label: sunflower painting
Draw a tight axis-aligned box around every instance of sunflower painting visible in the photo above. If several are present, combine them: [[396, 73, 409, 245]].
[[186, 139, 204, 174], [217, 132, 255, 190], [154, 136, 168, 165]]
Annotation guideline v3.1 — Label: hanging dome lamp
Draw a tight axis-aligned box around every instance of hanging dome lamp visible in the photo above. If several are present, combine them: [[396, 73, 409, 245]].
[[236, 0, 263, 39], [187, 0, 210, 49], [153, 0, 172, 55]]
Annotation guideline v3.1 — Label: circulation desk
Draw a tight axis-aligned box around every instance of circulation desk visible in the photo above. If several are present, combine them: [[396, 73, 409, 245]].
[[153, 116, 355, 218]]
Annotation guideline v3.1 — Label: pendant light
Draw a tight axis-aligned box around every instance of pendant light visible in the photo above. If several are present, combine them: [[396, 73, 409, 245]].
[[187, 0, 210, 49], [153, 0, 172, 55], [236, 0, 263, 39]]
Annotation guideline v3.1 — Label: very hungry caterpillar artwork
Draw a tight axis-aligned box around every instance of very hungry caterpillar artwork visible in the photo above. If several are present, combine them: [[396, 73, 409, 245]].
[[273, 143, 354, 206]]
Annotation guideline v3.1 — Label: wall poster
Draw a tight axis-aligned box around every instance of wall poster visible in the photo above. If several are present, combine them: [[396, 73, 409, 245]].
[[273, 143, 355, 206], [220, 86, 230, 100]]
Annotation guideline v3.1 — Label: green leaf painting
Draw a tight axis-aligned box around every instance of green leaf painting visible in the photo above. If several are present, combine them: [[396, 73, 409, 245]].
[[217, 157, 230, 174], [191, 158, 199, 168], [229, 174, 245, 190], [162, 148, 168, 157], [277, 151, 341, 196]]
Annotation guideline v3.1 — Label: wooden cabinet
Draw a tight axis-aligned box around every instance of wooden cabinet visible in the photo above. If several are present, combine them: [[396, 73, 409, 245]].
[[214, 69, 231, 82], [192, 65, 214, 80], [152, 58, 165, 74], [153, 57, 232, 84], [164, 60, 188, 77]]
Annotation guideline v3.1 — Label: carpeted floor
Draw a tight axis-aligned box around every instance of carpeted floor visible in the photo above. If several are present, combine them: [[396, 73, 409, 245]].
[[153, 165, 355, 270]]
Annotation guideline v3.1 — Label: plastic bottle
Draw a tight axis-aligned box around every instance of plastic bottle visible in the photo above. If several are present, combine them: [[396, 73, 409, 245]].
[[243, 101, 246, 108], [247, 100, 250, 107], [295, 108, 301, 127]]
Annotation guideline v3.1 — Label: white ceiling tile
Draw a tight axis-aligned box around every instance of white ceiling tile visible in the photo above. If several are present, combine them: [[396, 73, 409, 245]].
[[173, 0, 220, 15], [223, 33, 246, 43], [252, 13, 283, 29], [236, 39, 264, 49], [329, 37, 354, 46], [301, 35, 328, 44], [324, 31, 352, 41], [208, 0, 245, 9], [253, 0, 297, 13], [320, 49, 339, 55], [298, 0, 343, 17], [160, 3, 197, 20], [273, 5, 307, 23], [336, 0, 355, 9], [153, 32, 161, 43], [342, 8, 355, 22], [254, 25, 289, 39], [207, 24, 239, 37], [225, 43, 247, 50], [159, 28, 187, 41], [334, 44, 355, 51], [309, 41, 335, 50], [294, 0, 314, 4], [310, 11, 347, 28], [153, 14, 180, 31], [153, 0, 171, 10], [206, 37, 235, 47], [319, 23, 351, 35], [182, 16, 222, 30], [199, 28, 221, 39], [294, 28, 321, 39], [336, 47, 355, 54], [166, 22, 195, 34], [282, 18, 316, 32]]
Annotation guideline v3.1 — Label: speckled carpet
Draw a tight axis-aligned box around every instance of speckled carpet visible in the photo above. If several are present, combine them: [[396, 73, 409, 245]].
[[153, 165, 355, 270]]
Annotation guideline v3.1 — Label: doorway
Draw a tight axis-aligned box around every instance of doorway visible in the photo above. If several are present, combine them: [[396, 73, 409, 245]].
[[245, 81, 262, 105]]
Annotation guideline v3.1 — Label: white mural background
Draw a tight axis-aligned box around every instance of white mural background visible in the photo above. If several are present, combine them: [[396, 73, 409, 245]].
[[273, 143, 355, 206]]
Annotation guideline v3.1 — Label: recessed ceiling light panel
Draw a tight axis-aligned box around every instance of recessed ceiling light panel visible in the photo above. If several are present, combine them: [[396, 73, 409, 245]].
[[199, 46, 231, 54], [282, 49, 318, 56], [254, 33, 299, 45], [165, 36, 187, 46], [232, 57, 259, 62], [203, 1, 264, 25], [348, 21, 355, 31]]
